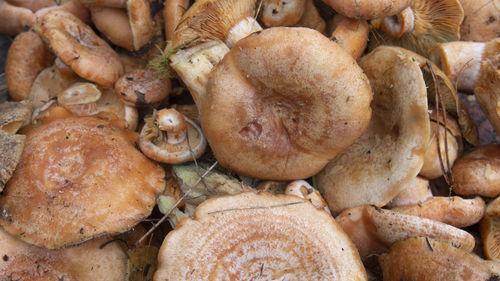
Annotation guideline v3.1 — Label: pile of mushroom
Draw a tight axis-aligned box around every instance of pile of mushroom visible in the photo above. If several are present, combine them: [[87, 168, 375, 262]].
[[0, 0, 499, 279]]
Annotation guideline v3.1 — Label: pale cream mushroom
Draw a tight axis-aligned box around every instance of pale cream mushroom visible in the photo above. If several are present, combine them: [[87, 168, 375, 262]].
[[28, 65, 80, 108]]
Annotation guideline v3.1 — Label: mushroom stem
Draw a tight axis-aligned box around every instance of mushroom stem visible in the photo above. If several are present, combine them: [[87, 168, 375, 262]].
[[430, 41, 485, 93], [225, 17, 262, 48], [156, 108, 187, 145], [381, 6, 414, 38]]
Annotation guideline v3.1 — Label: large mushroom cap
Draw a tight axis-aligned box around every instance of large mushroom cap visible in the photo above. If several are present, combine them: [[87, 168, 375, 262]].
[[317, 46, 430, 212], [36, 9, 124, 87], [0, 117, 165, 249], [155, 192, 367, 280], [202, 27, 373, 180], [0, 228, 127, 280]]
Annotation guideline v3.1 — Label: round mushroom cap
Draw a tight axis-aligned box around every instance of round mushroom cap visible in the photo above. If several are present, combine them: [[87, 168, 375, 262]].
[[0, 228, 127, 281], [5, 30, 53, 101], [36, 9, 124, 87], [114, 68, 171, 106], [317, 46, 430, 212], [260, 0, 307, 27], [203, 27, 373, 180], [322, 0, 411, 19], [0, 117, 165, 249], [155, 192, 367, 280], [90, 6, 135, 51]]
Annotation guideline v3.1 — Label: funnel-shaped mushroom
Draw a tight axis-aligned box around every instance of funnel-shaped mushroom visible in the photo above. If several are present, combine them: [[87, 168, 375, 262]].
[[369, 0, 464, 57], [321, 0, 411, 19], [317, 46, 429, 212], [0, 228, 127, 280], [202, 27, 372, 180], [155, 192, 367, 280], [0, 117, 165, 249]]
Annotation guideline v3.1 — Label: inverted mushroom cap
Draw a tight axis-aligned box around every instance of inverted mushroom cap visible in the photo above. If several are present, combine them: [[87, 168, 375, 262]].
[[322, 0, 411, 19], [154, 192, 367, 280], [36, 9, 124, 87], [317, 46, 430, 212], [203, 27, 373, 180], [0, 228, 127, 280], [5, 30, 53, 101], [0, 117, 165, 249]]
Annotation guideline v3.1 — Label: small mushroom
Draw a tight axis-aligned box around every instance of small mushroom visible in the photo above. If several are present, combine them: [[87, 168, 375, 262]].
[[0, 117, 166, 249], [321, 0, 411, 19], [260, 0, 307, 27], [387, 176, 432, 208], [114, 68, 171, 106], [336, 205, 475, 260], [57, 82, 102, 116], [28, 65, 80, 108], [460, 0, 500, 42], [379, 238, 500, 281], [328, 14, 369, 60], [0, 228, 128, 280], [139, 108, 207, 164], [163, 0, 190, 41], [452, 144, 500, 197], [369, 0, 464, 57], [317, 46, 430, 212], [294, 0, 327, 34], [36, 9, 124, 87], [5, 30, 53, 101], [285, 180, 330, 212], [0, 0, 35, 35], [154, 192, 367, 280]]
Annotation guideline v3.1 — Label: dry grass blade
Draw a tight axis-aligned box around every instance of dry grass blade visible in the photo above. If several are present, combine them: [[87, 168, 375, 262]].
[[135, 161, 219, 246]]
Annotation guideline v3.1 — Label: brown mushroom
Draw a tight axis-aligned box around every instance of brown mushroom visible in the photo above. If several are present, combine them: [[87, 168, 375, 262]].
[[163, 0, 190, 41], [5, 30, 53, 101], [328, 14, 369, 60], [321, 0, 411, 19], [452, 144, 500, 197], [36, 9, 124, 87], [57, 82, 102, 116], [379, 237, 500, 281], [90, 6, 135, 51], [260, 0, 307, 27], [0, 228, 128, 280], [155, 192, 367, 280], [294, 0, 327, 34], [0, 0, 35, 35], [460, 0, 500, 42], [387, 176, 432, 208], [0, 117, 166, 249], [480, 196, 500, 262], [54, 57, 76, 79], [28, 65, 80, 108], [127, 0, 154, 51], [6, 0, 56, 12], [114, 68, 171, 106], [317, 46, 430, 212]]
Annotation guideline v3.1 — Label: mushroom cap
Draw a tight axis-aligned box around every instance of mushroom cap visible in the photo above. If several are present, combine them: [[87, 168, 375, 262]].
[[460, 0, 500, 42], [6, 0, 56, 12], [57, 82, 102, 106], [0, 101, 31, 134], [387, 176, 432, 208], [379, 237, 500, 281], [369, 0, 464, 57], [452, 144, 500, 197], [0, 117, 165, 249], [328, 14, 369, 60], [260, 0, 307, 27], [317, 46, 430, 212], [154, 192, 367, 280], [5, 30, 53, 101], [127, 0, 154, 51], [114, 68, 171, 106], [171, 0, 258, 48], [36, 9, 124, 87], [28, 65, 80, 108], [475, 38, 500, 135], [0, 131, 25, 192], [203, 27, 372, 180], [0, 1, 35, 35], [156, 108, 187, 132], [90, 6, 135, 51], [480, 215, 500, 261], [294, 0, 327, 34], [0, 228, 128, 280], [322, 0, 411, 19]]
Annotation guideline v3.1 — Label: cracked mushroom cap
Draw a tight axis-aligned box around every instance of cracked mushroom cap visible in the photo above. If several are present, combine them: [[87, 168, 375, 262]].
[[322, 0, 411, 19], [0, 228, 127, 281], [202, 27, 373, 180], [154, 192, 367, 280], [36, 9, 124, 87], [379, 237, 500, 281], [317, 46, 430, 212], [0, 117, 165, 249]]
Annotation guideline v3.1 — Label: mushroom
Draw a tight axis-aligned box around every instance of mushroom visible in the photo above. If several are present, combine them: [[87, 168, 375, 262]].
[[5, 30, 53, 101], [90, 6, 135, 51], [57, 82, 102, 116], [474, 38, 500, 135], [321, 0, 411, 19], [0, 101, 32, 134], [0, 117, 166, 249], [379, 237, 500, 281], [294, 0, 327, 34], [387, 176, 432, 208], [0, 228, 128, 280], [0, 130, 24, 192], [28, 65, 80, 108], [285, 180, 330, 212], [127, 0, 154, 51], [328, 13, 370, 60], [480, 196, 500, 261], [260, 0, 307, 27], [95, 87, 139, 131], [336, 205, 475, 260], [452, 144, 500, 197], [201, 27, 372, 180], [0, 0, 35, 35], [163, 0, 190, 42], [35, 9, 124, 87], [317, 46, 430, 212], [139, 108, 207, 164], [6, 0, 56, 12], [391, 196, 485, 228], [459, 0, 500, 42], [78, 0, 127, 8], [154, 192, 367, 280], [114, 68, 171, 106], [369, 0, 464, 57], [54, 57, 76, 79]]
